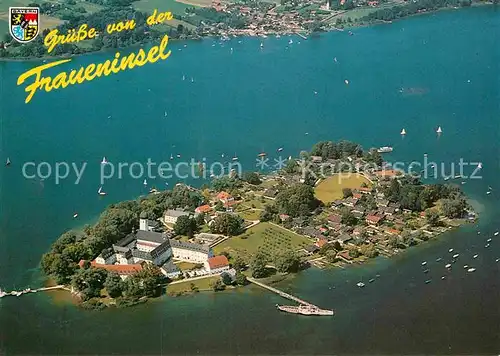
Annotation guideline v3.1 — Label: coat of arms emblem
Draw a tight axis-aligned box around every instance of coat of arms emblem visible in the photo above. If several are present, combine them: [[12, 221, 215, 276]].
[[9, 7, 40, 43]]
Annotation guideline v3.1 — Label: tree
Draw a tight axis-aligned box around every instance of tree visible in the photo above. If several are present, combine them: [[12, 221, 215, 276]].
[[214, 201, 225, 211], [221, 272, 233, 285], [275, 184, 319, 217], [342, 188, 353, 198], [210, 213, 244, 236], [250, 253, 268, 278], [348, 247, 360, 258], [174, 215, 197, 237], [283, 160, 298, 174], [360, 244, 378, 258], [104, 272, 124, 298], [211, 279, 226, 291], [235, 271, 248, 285], [441, 198, 467, 218], [71, 268, 107, 301], [242, 172, 261, 185], [426, 210, 440, 227], [340, 208, 358, 226], [325, 250, 337, 263], [232, 256, 246, 271], [274, 250, 300, 273], [259, 204, 276, 222]]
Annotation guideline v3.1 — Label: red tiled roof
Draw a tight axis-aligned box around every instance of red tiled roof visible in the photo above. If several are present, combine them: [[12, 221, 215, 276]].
[[195, 204, 212, 213], [316, 238, 328, 248], [359, 187, 372, 193], [366, 215, 382, 223], [79, 260, 143, 275], [353, 193, 362, 199], [207, 255, 229, 269], [217, 191, 231, 200], [328, 214, 342, 224]]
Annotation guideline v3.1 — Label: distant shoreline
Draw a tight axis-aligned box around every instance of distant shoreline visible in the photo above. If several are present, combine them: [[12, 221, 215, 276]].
[[0, 4, 491, 63]]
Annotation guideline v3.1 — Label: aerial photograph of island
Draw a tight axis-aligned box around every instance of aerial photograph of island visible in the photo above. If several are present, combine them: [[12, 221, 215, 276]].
[[0, 0, 498, 352]]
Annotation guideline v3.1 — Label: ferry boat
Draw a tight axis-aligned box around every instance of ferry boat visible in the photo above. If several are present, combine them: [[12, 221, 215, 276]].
[[276, 304, 334, 316], [377, 146, 393, 153]]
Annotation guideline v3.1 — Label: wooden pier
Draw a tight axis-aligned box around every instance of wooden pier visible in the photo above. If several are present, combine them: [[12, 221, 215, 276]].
[[247, 277, 315, 307], [0, 285, 71, 298]]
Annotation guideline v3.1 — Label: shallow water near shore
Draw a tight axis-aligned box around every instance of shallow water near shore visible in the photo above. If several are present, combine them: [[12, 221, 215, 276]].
[[0, 6, 499, 354]]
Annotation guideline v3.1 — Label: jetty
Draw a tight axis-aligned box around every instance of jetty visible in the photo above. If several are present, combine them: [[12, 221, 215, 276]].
[[296, 32, 308, 40], [247, 277, 315, 306], [0, 285, 71, 298]]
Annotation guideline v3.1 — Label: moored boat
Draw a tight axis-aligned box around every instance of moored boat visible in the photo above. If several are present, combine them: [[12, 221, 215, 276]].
[[377, 146, 393, 153], [276, 304, 334, 316]]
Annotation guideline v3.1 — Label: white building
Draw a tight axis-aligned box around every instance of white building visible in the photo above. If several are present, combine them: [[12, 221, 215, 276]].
[[163, 208, 190, 224], [170, 239, 213, 263], [205, 255, 230, 274]]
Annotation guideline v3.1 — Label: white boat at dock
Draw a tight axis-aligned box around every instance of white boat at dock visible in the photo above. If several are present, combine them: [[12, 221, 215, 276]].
[[276, 304, 333, 316]]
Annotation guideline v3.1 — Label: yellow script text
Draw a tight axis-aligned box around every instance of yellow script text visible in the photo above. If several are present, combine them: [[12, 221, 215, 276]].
[[147, 9, 173, 25], [44, 24, 97, 53], [18, 35, 171, 104]]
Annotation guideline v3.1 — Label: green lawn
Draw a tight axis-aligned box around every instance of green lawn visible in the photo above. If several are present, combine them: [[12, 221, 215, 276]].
[[174, 261, 200, 271], [133, 0, 194, 16], [166, 276, 220, 294], [237, 209, 261, 221], [314, 173, 371, 203], [213, 222, 311, 261]]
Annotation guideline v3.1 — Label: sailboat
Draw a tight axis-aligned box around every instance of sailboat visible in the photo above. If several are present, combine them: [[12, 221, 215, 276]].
[[164, 111, 167, 117], [143, 179, 147, 186], [436, 126, 443, 134], [182, 75, 185, 81], [5, 158, 11, 166], [288, 39, 293, 45], [260, 42, 264, 48], [170, 154, 174, 160], [101, 157, 107, 164], [478, 162, 483, 169], [401, 128, 406, 135], [232, 153, 239, 161], [97, 186, 106, 196]]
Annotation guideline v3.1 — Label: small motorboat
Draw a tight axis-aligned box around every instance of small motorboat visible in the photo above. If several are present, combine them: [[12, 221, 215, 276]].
[[487, 238, 492, 242], [425, 280, 431, 284], [449, 248, 454, 253], [232, 156, 239, 161], [445, 264, 452, 268], [369, 279, 375, 283], [421, 261, 427, 266], [258, 152, 267, 158], [423, 269, 430, 273], [277, 147, 283, 152], [495, 231, 499, 236], [495, 258, 499, 262], [463, 265, 469, 269], [453, 254, 459, 258], [344, 79, 349, 85], [5, 158, 11, 166], [486, 191, 492, 195], [436, 257, 442, 262], [467, 268, 476, 272], [473, 254, 478, 259], [177, 154, 181, 158], [441, 276, 446, 280], [73, 213, 78, 218], [356, 282, 365, 288], [485, 244, 490, 248]]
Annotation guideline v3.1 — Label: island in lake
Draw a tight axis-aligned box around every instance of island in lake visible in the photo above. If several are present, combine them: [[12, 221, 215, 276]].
[[38, 140, 476, 309]]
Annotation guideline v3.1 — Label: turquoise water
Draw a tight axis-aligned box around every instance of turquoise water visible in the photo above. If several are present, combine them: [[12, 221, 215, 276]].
[[0, 6, 499, 354]]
